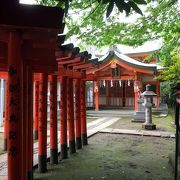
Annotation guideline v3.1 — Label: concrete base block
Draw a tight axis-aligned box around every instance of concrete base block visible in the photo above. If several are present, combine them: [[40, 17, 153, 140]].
[[142, 123, 156, 130], [132, 111, 145, 123]]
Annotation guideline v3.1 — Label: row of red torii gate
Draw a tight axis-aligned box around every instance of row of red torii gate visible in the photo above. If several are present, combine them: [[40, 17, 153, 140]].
[[0, 1, 162, 180]]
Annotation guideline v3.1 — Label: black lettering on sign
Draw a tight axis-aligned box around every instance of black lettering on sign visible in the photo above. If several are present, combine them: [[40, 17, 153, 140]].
[[8, 66, 17, 76], [9, 84, 19, 93], [9, 131, 17, 140], [9, 114, 17, 122], [9, 97, 18, 106], [9, 146, 17, 156]]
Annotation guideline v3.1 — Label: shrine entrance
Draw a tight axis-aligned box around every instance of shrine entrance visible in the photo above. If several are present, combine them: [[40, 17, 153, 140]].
[[85, 80, 135, 109]]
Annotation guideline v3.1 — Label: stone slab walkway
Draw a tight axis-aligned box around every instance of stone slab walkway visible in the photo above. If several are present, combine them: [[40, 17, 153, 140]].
[[87, 109, 134, 117], [100, 128, 175, 138]]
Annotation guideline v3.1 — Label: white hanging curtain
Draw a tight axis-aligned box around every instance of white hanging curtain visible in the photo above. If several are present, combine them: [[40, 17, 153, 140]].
[[103, 80, 106, 87], [119, 80, 122, 87], [110, 80, 113, 87], [128, 79, 130, 86]]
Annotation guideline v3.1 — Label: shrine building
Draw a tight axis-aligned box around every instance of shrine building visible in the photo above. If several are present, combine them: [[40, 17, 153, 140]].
[[86, 48, 162, 111]]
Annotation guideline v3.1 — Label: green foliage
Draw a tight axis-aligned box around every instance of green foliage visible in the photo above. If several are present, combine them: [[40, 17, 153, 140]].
[[158, 54, 180, 83], [36, 0, 179, 86], [36, 0, 146, 18]]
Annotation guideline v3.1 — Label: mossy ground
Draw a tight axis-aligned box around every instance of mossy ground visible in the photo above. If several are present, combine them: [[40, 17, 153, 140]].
[[108, 113, 175, 132], [34, 133, 174, 180]]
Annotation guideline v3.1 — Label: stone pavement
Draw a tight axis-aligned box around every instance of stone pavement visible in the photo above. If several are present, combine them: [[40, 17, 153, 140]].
[[87, 109, 134, 117], [100, 128, 175, 138]]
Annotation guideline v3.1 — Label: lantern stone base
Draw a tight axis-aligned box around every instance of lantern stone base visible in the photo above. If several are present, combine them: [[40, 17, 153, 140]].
[[142, 123, 156, 130]]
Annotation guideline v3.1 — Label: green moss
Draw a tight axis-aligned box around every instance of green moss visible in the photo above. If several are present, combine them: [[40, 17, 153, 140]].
[[34, 133, 174, 180]]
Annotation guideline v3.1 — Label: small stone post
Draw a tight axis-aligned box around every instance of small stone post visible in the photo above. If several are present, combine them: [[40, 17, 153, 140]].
[[142, 84, 156, 130], [132, 96, 145, 122]]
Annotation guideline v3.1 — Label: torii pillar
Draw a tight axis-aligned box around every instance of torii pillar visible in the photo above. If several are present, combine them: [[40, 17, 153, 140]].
[[60, 76, 68, 159], [27, 67, 33, 179], [80, 80, 88, 145], [67, 77, 76, 154], [75, 79, 82, 149], [4, 79, 8, 151], [38, 73, 48, 173], [95, 81, 99, 111], [49, 75, 58, 164], [34, 80, 39, 140], [8, 31, 23, 180]]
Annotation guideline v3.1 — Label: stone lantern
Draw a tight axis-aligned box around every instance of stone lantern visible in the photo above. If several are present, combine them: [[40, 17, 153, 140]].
[[142, 84, 157, 130]]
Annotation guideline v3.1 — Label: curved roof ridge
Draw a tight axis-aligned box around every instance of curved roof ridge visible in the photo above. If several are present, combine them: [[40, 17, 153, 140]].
[[97, 49, 161, 72], [114, 51, 157, 68], [124, 48, 160, 55], [98, 50, 114, 62]]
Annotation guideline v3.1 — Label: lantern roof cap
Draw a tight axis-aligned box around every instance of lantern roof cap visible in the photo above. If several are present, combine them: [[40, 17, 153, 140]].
[[141, 84, 157, 96]]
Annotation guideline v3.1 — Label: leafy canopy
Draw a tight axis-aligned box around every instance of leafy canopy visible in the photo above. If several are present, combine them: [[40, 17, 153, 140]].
[[36, 0, 180, 87]]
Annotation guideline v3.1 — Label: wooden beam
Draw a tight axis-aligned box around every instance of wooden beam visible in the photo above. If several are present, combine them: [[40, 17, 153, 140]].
[[57, 55, 73, 61], [58, 57, 81, 65], [73, 63, 94, 70], [32, 65, 57, 73]]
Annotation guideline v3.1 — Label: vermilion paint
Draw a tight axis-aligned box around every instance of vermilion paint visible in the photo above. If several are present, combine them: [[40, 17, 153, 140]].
[[8, 31, 23, 180], [38, 73, 48, 172], [49, 75, 58, 164], [67, 78, 76, 153], [74, 79, 82, 149], [34, 80, 39, 140], [27, 67, 33, 179], [4, 79, 8, 151], [80, 80, 88, 145], [60, 76, 68, 159]]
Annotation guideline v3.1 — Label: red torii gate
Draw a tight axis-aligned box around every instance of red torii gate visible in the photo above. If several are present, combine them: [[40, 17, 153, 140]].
[[0, 1, 98, 180]]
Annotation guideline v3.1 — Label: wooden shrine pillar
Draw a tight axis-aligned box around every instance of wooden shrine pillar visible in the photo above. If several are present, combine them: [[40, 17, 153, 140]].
[[60, 76, 68, 159], [34, 80, 39, 140], [134, 78, 142, 111], [156, 81, 160, 107], [4, 79, 8, 151], [92, 81, 95, 107], [27, 67, 33, 180], [38, 73, 48, 173], [74, 79, 82, 149], [7, 31, 23, 180], [95, 81, 99, 111], [22, 64, 28, 180], [106, 80, 110, 106], [67, 77, 76, 154], [80, 80, 88, 145], [49, 75, 58, 164]]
